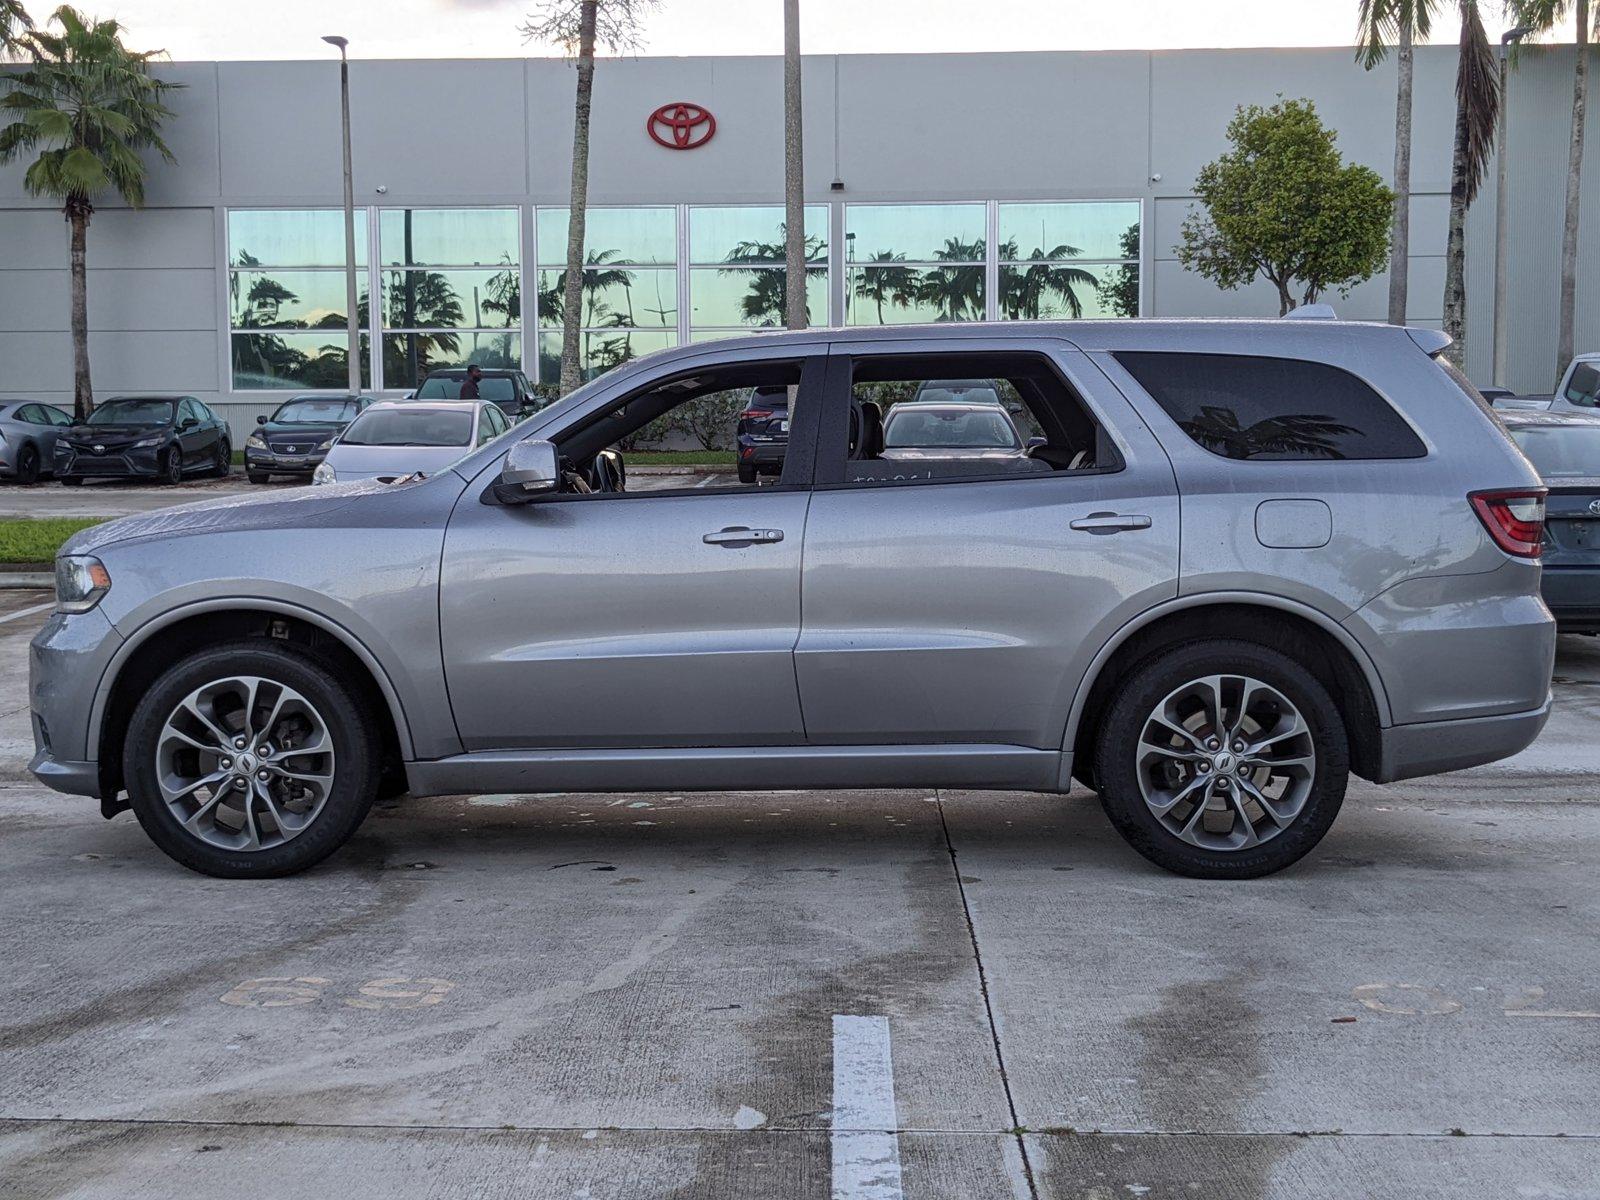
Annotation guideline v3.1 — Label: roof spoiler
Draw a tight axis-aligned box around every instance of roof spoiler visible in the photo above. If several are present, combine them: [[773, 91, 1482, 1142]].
[[1281, 303, 1339, 321], [1406, 328, 1453, 358]]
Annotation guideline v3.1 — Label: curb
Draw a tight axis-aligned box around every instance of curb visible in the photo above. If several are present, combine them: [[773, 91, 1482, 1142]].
[[0, 573, 52, 589], [630, 463, 737, 475]]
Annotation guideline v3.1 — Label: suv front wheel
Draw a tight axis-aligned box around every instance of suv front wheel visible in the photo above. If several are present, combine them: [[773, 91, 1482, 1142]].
[[123, 642, 380, 877], [1094, 640, 1348, 879]]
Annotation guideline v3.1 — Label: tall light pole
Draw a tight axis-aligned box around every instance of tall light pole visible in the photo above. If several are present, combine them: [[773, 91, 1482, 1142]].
[[1492, 24, 1533, 389], [322, 34, 361, 396]]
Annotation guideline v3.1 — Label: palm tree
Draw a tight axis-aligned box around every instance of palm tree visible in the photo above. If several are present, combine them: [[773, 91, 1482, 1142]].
[[919, 237, 986, 322], [1512, 0, 1589, 378], [852, 250, 919, 323], [0, 6, 180, 418], [1441, 0, 1500, 364], [521, 0, 656, 395], [783, 0, 806, 330], [0, 0, 33, 59], [998, 239, 1099, 320], [1358, 0, 1440, 325]]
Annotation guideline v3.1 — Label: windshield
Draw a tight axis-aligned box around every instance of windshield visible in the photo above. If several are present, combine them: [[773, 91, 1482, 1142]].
[[273, 398, 358, 425], [1565, 363, 1600, 408], [417, 376, 515, 402], [340, 407, 474, 448], [884, 407, 1020, 449], [1510, 425, 1600, 478], [917, 381, 1002, 406], [86, 399, 174, 426]]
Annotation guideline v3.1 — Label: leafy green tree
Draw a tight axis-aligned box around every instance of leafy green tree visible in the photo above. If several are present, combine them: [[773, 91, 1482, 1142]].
[[1, 0, 33, 59], [1358, 0, 1440, 325], [672, 390, 745, 450], [1176, 98, 1393, 316], [1097, 222, 1142, 318], [0, 6, 180, 417]]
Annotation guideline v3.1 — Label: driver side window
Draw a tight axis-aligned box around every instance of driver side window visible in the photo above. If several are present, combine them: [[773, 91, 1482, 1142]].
[[548, 357, 816, 498]]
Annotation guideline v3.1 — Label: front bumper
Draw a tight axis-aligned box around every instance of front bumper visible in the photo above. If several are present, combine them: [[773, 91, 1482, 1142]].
[[54, 445, 162, 478], [28, 606, 123, 799], [246, 448, 326, 475], [1376, 694, 1552, 783]]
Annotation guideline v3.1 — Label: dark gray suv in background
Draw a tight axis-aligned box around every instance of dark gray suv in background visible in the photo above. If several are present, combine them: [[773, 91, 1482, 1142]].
[[29, 320, 1554, 880]]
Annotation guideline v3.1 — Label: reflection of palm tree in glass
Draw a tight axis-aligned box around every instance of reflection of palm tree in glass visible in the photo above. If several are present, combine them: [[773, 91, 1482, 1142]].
[[385, 269, 463, 364], [720, 227, 825, 326], [1097, 223, 1141, 319], [1180, 405, 1360, 459], [919, 237, 985, 321], [998, 238, 1098, 320], [853, 251, 918, 324], [482, 253, 521, 327], [245, 275, 299, 325]]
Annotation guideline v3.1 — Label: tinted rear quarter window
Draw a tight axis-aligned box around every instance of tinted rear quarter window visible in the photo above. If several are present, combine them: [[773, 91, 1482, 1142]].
[[1115, 352, 1426, 461]]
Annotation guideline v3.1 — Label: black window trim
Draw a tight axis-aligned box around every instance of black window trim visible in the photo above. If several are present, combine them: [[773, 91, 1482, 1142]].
[[810, 344, 1125, 494]]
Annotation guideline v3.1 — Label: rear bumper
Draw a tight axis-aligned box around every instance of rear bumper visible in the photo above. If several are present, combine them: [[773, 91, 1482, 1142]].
[[1376, 694, 1551, 783], [1541, 565, 1600, 631]]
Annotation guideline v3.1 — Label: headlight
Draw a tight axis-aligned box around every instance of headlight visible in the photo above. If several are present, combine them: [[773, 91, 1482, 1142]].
[[312, 461, 336, 485], [55, 555, 111, 614], [316, 436, 336, 451], [131, 436, 163, 449], [246, 433, 268, 450]]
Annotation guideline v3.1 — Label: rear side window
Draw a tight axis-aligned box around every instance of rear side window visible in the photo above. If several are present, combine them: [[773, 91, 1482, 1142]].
[[1115, 352, 1426, 461]]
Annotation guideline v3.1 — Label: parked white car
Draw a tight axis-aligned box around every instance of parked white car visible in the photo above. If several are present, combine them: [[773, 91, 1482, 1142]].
[[312, 400, 510, 484], [1550, 353, 1600, 414]]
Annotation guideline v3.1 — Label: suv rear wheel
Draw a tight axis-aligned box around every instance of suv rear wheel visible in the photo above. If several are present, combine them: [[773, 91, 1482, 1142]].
[[1094, 640, 1348, 879], [123, 642, 380, 877]]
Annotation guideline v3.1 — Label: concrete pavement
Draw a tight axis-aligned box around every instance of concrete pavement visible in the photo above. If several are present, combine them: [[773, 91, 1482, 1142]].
[[2, 592, 1598, 1198]]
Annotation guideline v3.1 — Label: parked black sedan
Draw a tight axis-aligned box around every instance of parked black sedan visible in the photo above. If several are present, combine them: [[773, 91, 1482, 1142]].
[[414, 368, 536, 419], [1502, 409, 1600, 632], [244, 393, 373, 484], [54, 395, 231, 486]]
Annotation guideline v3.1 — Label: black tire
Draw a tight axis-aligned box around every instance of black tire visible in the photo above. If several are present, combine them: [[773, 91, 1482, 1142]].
[[213, 440, 232, 477], [60, 475, 83, 487], [124, 641, 381, 878], [247, 471, 271, 485], [1093, 639, 1348, 880], [162, 448, 183, 485], [15, 444, 40, 485], [737, 461, 757, 484]]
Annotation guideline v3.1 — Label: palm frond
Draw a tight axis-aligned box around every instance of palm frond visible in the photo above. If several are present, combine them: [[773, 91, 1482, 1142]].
[[1356, 0, 1440, 68], [1453, 0, 1501, 203]]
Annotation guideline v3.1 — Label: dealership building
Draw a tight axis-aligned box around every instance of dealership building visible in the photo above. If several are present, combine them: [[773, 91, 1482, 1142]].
[[0, 46, 1594, 434]]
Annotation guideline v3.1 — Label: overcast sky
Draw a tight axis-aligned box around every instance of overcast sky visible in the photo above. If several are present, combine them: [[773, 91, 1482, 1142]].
[[95, 0, 1575, 60]]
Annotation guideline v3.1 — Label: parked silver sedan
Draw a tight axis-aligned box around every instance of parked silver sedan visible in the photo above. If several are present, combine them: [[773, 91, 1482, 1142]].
[[0, 399, 73, 484], [311, 400, 511, 485], [29, 320, 1556, 881]]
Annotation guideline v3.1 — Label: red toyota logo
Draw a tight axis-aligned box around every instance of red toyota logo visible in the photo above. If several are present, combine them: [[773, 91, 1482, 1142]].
[[647, 102, 716, 150]]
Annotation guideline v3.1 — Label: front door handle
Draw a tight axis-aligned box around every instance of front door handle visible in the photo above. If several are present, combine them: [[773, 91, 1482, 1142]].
[[703, 526, 784, 546], [1070, 512, 1152, 533]]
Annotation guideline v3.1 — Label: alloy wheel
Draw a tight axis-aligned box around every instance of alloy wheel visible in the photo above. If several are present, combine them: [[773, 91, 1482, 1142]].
[[154, 675, 337, 851], [1135, 673, 1316, 852]]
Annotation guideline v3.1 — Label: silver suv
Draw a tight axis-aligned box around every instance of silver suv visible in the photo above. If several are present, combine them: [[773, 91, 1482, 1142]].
[[29, 322, 1556, 879]]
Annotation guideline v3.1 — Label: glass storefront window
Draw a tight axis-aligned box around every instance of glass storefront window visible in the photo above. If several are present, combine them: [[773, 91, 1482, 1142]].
[[231, 332, 371, 390], [537, 207, 676, 267], [997, 201, 1142, 262], [382, 268, 521, 331], [537, 329, 676, 383], [228, 209, 366, 268], [997, 201, 1141, 319], [535, 267, 678, 329], [844, 203, 985, 265], [382, 332, 523, 392], [846, 264, 986, 324], [690, 266, 827, 329], [379, 208, 520, 267], [229, 270, 368, 330], [688, 205, 829, 264], [998, 263, 1140, 320]]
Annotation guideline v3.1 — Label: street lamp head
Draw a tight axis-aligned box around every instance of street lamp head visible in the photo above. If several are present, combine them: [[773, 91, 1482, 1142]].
[[1501, 25, 1534, 44], [321, 34, 349, 52]]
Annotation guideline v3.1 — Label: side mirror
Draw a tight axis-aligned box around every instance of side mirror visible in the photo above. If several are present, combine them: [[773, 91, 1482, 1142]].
[[492, 438, 560, 504], [1006, 402, 1025, 416], [180, 417, 199, 430], [256, 414, 268, 425], [1026, 436, 1047, 449]]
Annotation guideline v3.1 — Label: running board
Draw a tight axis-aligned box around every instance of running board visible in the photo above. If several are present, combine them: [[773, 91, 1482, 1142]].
[[404, 743, 1067, 797]]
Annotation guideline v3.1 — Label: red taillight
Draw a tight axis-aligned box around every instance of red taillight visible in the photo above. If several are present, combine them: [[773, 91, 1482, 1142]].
[[741, 408, 773, 421], [1469, 488, 1547, 558]]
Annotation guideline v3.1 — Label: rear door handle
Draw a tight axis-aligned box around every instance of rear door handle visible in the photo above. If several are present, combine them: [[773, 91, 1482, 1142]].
[[1070, 512, 1152, 533], [703, 526, 785, 546]]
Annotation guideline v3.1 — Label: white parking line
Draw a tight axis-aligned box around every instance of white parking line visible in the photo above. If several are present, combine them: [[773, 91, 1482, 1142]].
[[831, 1014, 904, 1200], [0, 600, 53, 625]]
